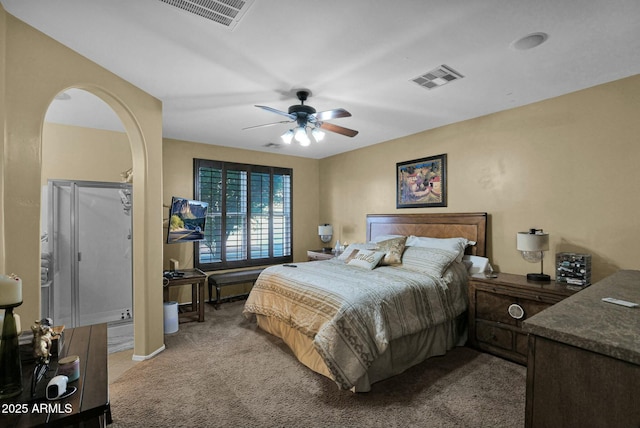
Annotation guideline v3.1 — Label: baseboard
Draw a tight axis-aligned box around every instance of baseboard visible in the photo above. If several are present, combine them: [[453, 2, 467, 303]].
[[132, 344, 166, 361]]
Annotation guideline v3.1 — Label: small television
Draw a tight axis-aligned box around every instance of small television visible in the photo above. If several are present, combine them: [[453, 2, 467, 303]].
[[167, 197, 208, 244]]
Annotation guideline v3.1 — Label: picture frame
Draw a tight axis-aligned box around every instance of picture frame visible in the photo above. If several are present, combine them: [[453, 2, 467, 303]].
[[396, 153, 447, 208]]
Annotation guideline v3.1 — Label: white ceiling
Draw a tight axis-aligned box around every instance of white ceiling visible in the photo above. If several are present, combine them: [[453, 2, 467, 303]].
[[3, 0, 640, 159]]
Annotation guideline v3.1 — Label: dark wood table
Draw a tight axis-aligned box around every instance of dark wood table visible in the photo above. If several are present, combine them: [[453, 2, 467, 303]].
[[0, 323, 110, 427], [163, 268, 206, 322]]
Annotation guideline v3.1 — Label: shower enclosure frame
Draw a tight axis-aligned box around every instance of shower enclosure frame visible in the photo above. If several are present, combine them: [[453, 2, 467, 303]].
[[44, 179, 133, 329]]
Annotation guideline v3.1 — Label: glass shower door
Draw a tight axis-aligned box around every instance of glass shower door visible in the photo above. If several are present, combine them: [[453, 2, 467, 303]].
[[50, 182, 74, 327], [49, 180, 133, 328], [77, 184, 133, 325]]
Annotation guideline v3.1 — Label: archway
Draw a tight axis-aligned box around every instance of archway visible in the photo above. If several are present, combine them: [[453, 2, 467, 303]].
[[42, 88, 133, 351], [38, 84, 164, 360]]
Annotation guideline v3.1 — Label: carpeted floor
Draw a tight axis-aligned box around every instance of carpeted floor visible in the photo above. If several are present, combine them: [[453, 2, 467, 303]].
[[108, 301, 526, 428]]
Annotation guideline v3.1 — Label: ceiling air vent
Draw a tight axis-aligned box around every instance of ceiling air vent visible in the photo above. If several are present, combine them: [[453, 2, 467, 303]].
[[158, 0, 255, 30], [411, 65, 464, 90]]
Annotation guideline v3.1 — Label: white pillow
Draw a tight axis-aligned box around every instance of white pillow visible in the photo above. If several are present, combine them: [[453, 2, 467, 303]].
[[369, 234, 405, 243], [337, 243, 377, 260], [347, 250, 386, 270], [462, 255, 490, 275], [401, 246, 459, 277], [405, 236, 475, 263]]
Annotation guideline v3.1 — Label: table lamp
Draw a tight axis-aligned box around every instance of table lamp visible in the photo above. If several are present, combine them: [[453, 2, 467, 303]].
[[517, 229, 551, 282], [318, 224, 333, 250]]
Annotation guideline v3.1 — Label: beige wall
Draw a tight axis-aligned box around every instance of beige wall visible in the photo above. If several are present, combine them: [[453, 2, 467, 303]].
[[1, 8, 165, 359], [42, 123, 132, 184], [320, 75, 640, 283]]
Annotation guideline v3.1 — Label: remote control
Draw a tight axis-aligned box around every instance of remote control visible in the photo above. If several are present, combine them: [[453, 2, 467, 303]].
[[601, 297, 638, 308]]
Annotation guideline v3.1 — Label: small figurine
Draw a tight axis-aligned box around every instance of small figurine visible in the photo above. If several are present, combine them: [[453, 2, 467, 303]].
[[31, 318, 58, 364]]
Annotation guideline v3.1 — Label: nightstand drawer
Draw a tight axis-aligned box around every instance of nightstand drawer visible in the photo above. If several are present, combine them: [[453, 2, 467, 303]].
[[515, 332, 529, 357], [476, 321, 513, 351], [476, 290, 518, 325], [476, 290, 553, 325]]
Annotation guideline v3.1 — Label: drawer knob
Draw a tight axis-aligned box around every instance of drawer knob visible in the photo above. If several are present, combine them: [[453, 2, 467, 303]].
[[508, 303, 525, 320]]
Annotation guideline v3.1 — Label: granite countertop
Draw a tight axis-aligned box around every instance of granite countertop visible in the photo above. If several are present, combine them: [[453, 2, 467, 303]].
[[523, 270, 640, 365]]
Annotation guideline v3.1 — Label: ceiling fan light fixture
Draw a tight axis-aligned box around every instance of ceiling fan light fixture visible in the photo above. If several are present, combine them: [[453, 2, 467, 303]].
[[280, 129, 294, 144], [299, 138, 311, 147], [311, 127, 325, 142], [247, 89, 358, 145], [294, 127, 310, 145]]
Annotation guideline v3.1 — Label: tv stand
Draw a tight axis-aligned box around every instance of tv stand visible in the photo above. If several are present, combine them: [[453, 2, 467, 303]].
[[163, 270, 185, 279], [163, 268, 206, 322]]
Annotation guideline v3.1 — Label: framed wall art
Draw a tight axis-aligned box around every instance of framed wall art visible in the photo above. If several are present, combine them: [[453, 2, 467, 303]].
[[396, 153, 447, 208]]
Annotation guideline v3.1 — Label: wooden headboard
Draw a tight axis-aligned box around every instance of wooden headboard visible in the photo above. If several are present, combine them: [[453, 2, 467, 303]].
[[366, 213, 487, 257]]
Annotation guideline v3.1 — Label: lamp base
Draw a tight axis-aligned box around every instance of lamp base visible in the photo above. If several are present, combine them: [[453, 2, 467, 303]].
[[527, 273, 551, 282]]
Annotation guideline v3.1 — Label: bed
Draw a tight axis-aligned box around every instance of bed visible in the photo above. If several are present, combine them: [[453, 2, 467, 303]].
[[243, 212, 487, 391]]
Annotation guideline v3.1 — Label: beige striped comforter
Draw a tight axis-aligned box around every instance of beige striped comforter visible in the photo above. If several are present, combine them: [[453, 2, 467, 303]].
[[243, 259, 468, 389]]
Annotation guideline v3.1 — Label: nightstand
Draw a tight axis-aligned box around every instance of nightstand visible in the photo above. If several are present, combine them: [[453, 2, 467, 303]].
[[307, 249, 335, 261], [467, 273, 578, 364]]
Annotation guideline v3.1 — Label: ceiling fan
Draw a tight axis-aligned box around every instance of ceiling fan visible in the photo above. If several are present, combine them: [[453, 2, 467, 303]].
[[243, 90, 358, 146]]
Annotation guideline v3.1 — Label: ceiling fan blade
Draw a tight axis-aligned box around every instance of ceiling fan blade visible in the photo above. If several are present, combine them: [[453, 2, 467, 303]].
[[312, 108, 352, 121], [242, 120, 294, 131], [319, 122, 359, 137], [255, 105, 296, 120]]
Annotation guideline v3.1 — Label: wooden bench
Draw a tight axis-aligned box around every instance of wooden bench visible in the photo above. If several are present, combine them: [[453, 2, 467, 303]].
[[207, 268, 265, 308]]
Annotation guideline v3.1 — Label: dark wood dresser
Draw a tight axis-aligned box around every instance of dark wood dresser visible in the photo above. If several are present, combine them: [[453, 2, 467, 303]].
[[523, 270, 640, 427], [0, 324, 110, 427]]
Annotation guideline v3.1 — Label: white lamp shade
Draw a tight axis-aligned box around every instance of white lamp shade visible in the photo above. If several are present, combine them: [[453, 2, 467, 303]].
[[311, 128, 325, 142], [280, 129, 294, 144], [294, 127, 310, 145], [318, 225, 333, 236], [517, 231, 549, 252]]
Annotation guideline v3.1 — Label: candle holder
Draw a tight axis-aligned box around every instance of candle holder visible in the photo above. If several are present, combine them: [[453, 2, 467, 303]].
[[0, 302, 23, 399]]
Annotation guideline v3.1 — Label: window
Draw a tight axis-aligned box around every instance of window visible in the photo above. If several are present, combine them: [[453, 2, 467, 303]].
[[194, 159, 293, 270]]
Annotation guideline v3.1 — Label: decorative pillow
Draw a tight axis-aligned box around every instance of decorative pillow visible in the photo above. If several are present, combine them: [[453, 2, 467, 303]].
[[337, 243, 377, 261], [401, 246, 460, 277], [343, 249, 361, 264], [347, 250, 386, 270], [375, 236, 407, 266], [405, 236, 475, 263]]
